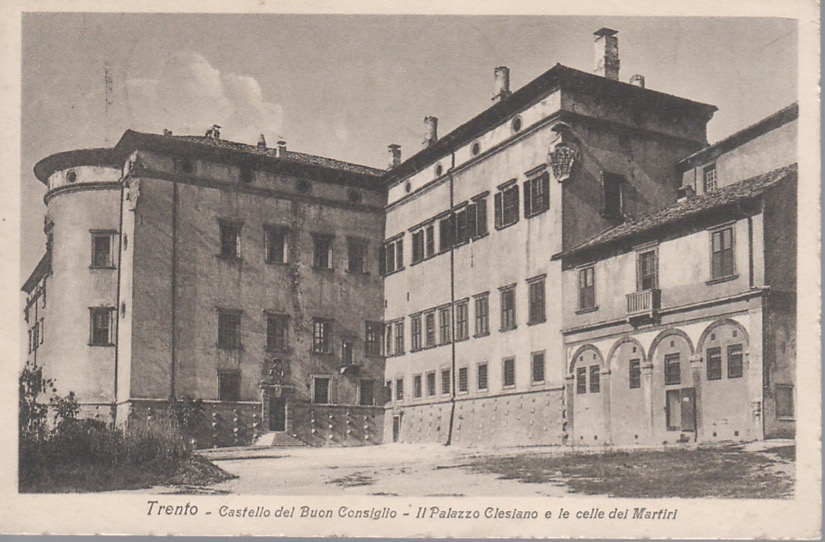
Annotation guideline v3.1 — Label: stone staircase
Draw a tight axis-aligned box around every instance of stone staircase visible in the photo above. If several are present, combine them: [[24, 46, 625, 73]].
[[253, 431, 307, 447]]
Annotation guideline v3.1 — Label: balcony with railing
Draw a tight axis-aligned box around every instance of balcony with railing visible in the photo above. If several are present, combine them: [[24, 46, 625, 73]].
[[626, 288, 662, 320]]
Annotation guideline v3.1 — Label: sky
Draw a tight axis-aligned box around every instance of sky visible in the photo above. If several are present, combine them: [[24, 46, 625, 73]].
[[20, 14, 798, 280]]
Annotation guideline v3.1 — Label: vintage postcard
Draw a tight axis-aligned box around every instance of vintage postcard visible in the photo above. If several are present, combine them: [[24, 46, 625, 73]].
[[0, 0, 820, 538]]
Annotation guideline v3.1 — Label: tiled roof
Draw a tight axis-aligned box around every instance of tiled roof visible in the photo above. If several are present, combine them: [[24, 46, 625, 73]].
[[170, 135, 384, 177], [553, 163, 797, 261]]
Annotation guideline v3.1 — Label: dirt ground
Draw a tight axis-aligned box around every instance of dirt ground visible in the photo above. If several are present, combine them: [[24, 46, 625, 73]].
[[144, 440, 794, 498]]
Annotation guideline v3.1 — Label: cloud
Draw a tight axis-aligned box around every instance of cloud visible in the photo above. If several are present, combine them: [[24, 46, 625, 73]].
[[124, 51, 283, 144]]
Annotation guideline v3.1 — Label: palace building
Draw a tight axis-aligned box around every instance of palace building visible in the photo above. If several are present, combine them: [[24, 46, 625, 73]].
[[23, 28, 797, 447]]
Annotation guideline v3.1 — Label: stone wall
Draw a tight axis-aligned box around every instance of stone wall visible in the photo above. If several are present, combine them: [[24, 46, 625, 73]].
[[290, 403, 384, 446]]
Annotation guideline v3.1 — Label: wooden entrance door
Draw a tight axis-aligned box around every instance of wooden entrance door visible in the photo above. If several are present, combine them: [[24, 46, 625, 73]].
[[269, 396, 286, 432], [666, 387, 696, 433]]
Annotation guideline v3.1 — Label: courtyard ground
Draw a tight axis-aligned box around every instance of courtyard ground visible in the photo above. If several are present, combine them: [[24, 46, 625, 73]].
[[142, 440, 794, 498]]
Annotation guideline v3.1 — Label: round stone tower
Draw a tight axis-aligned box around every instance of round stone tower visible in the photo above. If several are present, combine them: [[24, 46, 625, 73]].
[[32, 149, 122, 421]]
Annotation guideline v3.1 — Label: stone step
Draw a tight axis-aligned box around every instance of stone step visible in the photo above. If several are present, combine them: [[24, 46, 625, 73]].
[[253, 431, 307, 447]]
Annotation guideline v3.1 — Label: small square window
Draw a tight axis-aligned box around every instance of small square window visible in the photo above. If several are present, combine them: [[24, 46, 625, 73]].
[[531, 352, 545, 383], [314, 376, 331, 404], [313, 234, 334, 269], [91, 232, 115, 268], [218, 370, 241, 402], [477, 363, 489, 391], [458, 367, 469, 393], [426, 371, 437, 397], [727, 344, 744, 378], [219, 221, 242, 259], [89, 307, 115, 346], [265, 226, 289, 264], [347, 239, 368, 273], [441, 368, 451, 396], [502, 358, 516, 388], [217, 309, 242, 349]]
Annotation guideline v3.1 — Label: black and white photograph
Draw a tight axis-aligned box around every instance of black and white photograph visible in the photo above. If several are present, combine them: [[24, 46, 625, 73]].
[[2, 1, 820, 539]]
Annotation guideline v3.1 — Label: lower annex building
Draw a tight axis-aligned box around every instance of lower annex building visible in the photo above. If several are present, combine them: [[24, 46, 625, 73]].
[[23, 28, 797, 447]]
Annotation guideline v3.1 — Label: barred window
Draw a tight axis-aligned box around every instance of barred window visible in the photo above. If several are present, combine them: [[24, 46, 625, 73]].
[[458, 367, 469, 393], [477, 363, 488, 391], [531, 352, 545, 383], [426, 371, 437, 397], [706, 347, 722, 380], [503, 358, 516, 388], [414, 374, 423, 399], [395, 378, 404, 402], [441, 368, 451, 395]]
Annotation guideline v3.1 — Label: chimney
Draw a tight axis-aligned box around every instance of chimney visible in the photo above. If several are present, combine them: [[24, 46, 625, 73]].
[[492, 66, 512, 103], [163, 129, 173, 137], [677, 185, 696, 202], [257, 134, 267, 147], [276, 139, 287, 157], [387, 144, 402, 169], [206, 124, 221, 139], [594, 28, 620, 80], [423, 116, 438, 147], [630, 74, 646, 88]]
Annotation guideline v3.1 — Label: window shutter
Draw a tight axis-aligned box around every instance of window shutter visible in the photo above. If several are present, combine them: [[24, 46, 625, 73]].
[[379, 245, 386, 275], [396, 239, 403, 268], [494, 192, 503, 229], [523, 179, 532, 217], [476, 199, 488, 236], [541, 172, 550, 211], [467, 204, 477, 239]]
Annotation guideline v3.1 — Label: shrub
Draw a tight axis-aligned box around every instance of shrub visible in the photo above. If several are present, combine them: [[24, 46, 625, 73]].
[[123, 418, 192, 467], [167, 396, 205, 439]]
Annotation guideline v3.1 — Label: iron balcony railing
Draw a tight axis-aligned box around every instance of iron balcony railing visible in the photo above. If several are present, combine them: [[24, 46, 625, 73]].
[[626, 288, 662, 318]]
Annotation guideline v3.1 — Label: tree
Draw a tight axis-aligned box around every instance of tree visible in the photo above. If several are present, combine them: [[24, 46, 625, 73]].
[[18, 360, 55, 439]]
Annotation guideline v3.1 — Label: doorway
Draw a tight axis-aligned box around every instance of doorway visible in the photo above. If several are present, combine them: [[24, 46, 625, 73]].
[[666, 388, 696, 434], [392, 415, 401, 443], [269, 396, 286, 432]]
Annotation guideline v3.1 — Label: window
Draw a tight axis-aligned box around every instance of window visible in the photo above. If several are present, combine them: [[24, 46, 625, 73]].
[[424, 311, 436, 348], [528, 278, 546, 325], [217, 309, 241, 349], [439, 214, 455, 252], [589, 365, 601, 393], [425, 224, 435, 257], [240, 166, 253, 184], [477, 363, 489, 391], [91, 232, 115, 268], [474, 294, 489, 336], [347, 239, 367, 273], [601, 171, 624, 218], [439, 306, 451, 345], [38, 318, 44, 345], [67, 169, 78, 183], [455, 301, 469, 341], [313, 376, 331, 404], [664, 353, 681, 385], [578, 267, 596, 310], [385, 380, 392, 403], [469, 197, 488, 238], [312, 234, 333, 269], [426, 371, 437, 397], [359, 379, 375, 406], [531, 352, 545, 383], [218, 370, 241, 402], [454, 207, 469, 245], [395, 378, 404, 402], [524, 172, 550, 217], [637, 250, 658, 290], [458, 367, 469, 393], [494, 183, 519, 229], [727, 344, 744, 378], [412, 230, 425, 263], [365, 322, 382, 356], [341, 338, 354, 365], [629, 359, 641, 389], [411, 315, 422, 351], [219, 221, 242, 259], [265, 313, 288, 352], [576, 366, 587, 394], [394, 320, 405, 355], [414, 374, 423, 399], [775, 385, 794, 418], [264, 226, 288, 264], [711, 227, 735, 279], [312, 318, 333, 354], [382, 236, 404, 274], [441, 369, 451, 395], [502, 358, 516, 388], [706, 347, 722, 380], [500, 286, 516, 331], [703, 163, 717, 193]]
